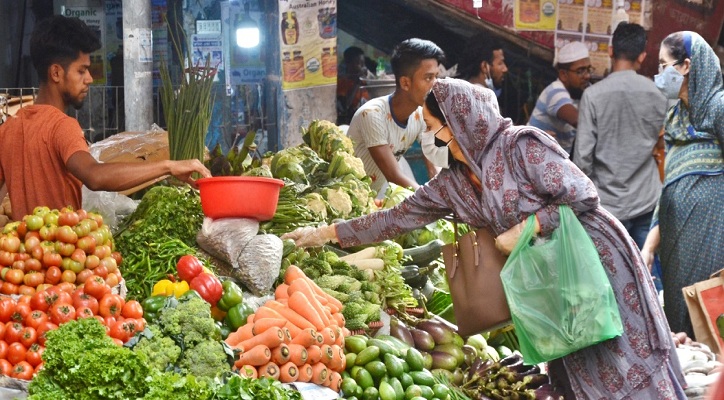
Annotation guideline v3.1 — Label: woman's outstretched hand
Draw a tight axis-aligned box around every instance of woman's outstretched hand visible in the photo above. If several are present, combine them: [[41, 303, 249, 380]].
[[281, 224, 338, 248]]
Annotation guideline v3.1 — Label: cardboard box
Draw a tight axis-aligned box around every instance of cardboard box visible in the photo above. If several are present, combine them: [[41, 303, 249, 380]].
[[90, 130, 170, 195]]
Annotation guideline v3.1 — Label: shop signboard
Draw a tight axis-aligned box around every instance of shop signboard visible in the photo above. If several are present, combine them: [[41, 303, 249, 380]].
[[60, 4, 106, 84]]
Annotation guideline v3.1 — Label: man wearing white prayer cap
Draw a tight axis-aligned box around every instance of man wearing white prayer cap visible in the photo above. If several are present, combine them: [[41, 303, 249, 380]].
[[528, 41, 593, 155]]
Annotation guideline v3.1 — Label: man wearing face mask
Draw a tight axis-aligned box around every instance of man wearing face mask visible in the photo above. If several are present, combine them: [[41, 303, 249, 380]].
[[528, 41, 592, 155], [347, 38, 445, 194], [573, 22, 667, 258], [456, 35, 508, 100]]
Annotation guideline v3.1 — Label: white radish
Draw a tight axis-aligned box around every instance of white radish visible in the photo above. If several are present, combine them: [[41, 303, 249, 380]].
[[339, 247, 377, 262]]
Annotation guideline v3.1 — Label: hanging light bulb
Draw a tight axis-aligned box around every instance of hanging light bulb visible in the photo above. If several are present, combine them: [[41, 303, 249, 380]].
[[236, 1, 260, 48]]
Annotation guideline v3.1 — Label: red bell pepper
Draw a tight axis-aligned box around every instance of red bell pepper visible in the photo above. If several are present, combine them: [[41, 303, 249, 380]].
[[177, 255, 204, 282], [189, 273, 223, 304]]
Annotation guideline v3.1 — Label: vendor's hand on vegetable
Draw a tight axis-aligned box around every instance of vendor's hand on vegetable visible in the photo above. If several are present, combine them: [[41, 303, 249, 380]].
[[495, 215, 540, 256], [169, 159, 212, 188], [281, 224, 338, 248]]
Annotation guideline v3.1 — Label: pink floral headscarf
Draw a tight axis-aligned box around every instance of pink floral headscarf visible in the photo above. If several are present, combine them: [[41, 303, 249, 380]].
[[429, 78, 566, 184]]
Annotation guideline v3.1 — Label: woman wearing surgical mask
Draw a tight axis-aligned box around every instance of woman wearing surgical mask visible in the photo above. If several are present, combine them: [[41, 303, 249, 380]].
[[642, 31, 724, 337], [283, 78, 686, 399]]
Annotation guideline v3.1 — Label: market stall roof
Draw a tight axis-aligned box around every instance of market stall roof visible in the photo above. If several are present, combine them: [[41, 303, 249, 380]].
[[338, 0, 554, 68]]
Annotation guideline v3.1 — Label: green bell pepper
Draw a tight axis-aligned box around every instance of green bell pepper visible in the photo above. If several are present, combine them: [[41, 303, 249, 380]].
[[224, 302, 254, 330], [217, 280, 244, 312], [179, 289, 203, 302], [217, 321, 232, 340], [141, 295, 170, 321]]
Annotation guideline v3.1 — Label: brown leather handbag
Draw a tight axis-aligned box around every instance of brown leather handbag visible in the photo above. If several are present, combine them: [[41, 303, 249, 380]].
[[442, 224, 511, 336]]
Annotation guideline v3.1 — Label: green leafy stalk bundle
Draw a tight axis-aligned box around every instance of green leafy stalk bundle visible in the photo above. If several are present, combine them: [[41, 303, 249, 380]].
[[159, 18, 216, 163]]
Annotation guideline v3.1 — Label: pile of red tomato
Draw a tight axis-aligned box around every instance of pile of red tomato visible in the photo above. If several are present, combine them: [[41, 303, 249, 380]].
[[0, 207, 123, 295], [0, 277, 144, 380]]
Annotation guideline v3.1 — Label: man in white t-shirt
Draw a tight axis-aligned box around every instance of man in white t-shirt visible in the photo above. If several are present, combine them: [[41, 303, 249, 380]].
[[528, 41, 592, 155], [347, 38, 445, 193]]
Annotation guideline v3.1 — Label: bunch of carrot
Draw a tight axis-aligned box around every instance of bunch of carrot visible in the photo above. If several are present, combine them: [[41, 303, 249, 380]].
[[225, 265, 350, 391]]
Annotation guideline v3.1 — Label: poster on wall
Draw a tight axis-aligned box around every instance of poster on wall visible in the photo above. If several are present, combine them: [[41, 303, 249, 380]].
[[626, 0, 643, 25], [191, 34, 223, 70], [585, 35, 611, 77], [279, 0, 338, 90], [151, 0, 168, 87], [557, 0, 585, 32], [60, 5, 106, 84], [104, 0, 123, 85], [585, 0, 614, 35], [514, 0, 557, 30]]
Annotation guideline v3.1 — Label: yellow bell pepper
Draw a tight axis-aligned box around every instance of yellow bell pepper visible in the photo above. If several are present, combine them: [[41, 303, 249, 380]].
[[152, 279, 174, 296], [152, 279, 190, 298], [171, 280, 190, 298]]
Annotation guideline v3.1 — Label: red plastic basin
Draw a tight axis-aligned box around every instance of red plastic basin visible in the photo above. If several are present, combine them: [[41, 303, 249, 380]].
[[196, 176, 284, 220]]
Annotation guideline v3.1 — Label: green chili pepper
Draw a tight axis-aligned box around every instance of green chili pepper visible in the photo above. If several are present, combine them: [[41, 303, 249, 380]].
[[224, 302, 254, 330], [217, 280, 244, 312]]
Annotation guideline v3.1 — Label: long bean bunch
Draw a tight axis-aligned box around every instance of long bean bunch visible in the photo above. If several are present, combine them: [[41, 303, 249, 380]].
[[159, 21, 216, 163]]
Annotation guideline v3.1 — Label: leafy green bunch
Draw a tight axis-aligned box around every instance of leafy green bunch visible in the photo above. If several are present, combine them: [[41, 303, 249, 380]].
[[27, 318, 213, 400]]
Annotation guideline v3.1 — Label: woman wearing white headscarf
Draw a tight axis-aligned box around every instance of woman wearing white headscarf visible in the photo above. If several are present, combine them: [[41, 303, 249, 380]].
[[641, 31, 724, 336], [284, 78, 685, 398]]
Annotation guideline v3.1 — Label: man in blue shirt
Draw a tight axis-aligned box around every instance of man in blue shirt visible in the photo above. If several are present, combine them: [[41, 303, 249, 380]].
[[528, 41, 592, 155]]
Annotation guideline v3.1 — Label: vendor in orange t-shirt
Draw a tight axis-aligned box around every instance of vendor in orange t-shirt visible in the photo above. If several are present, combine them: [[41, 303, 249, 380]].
[[0, 15, 210, 222]]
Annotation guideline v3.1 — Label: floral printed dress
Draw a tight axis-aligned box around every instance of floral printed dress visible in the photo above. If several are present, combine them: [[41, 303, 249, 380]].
[[335, 78, 686, 399]]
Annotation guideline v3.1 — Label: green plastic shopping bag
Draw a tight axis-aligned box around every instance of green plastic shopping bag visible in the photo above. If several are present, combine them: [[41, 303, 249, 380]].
[[500, 205, 623, 364]]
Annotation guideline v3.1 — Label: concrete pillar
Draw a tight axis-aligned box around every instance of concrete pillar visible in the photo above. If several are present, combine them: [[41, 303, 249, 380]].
[[122, 0, 152, 132]]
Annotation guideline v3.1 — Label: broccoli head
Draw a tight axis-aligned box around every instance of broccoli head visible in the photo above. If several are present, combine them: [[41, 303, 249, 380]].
[[178, 340, 231, 379], [158, 296, 220, 345], [132, 325, 182, 372]]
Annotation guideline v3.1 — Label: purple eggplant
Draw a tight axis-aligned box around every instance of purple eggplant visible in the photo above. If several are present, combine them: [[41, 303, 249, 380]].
[[518, 364, 542, 376], [499, 352, 524, 367], [462, 344, 479, 367], [430, 350, 459, 370], [470, 358, 495, 379], [410, 328, 436, 351], [467, 357, 484, 380], [520, 373, 550, 390], [416, 319, 456, 345], [434, 343, 465, 366], [534, 383, 565, 400], [452, 367, 465, 386], [389, 317, 415, 348]]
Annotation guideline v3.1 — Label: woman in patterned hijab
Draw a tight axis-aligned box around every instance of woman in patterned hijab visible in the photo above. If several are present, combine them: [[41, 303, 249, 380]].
[[642, 31, 724, 337], [284, 78, 686, 398]]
